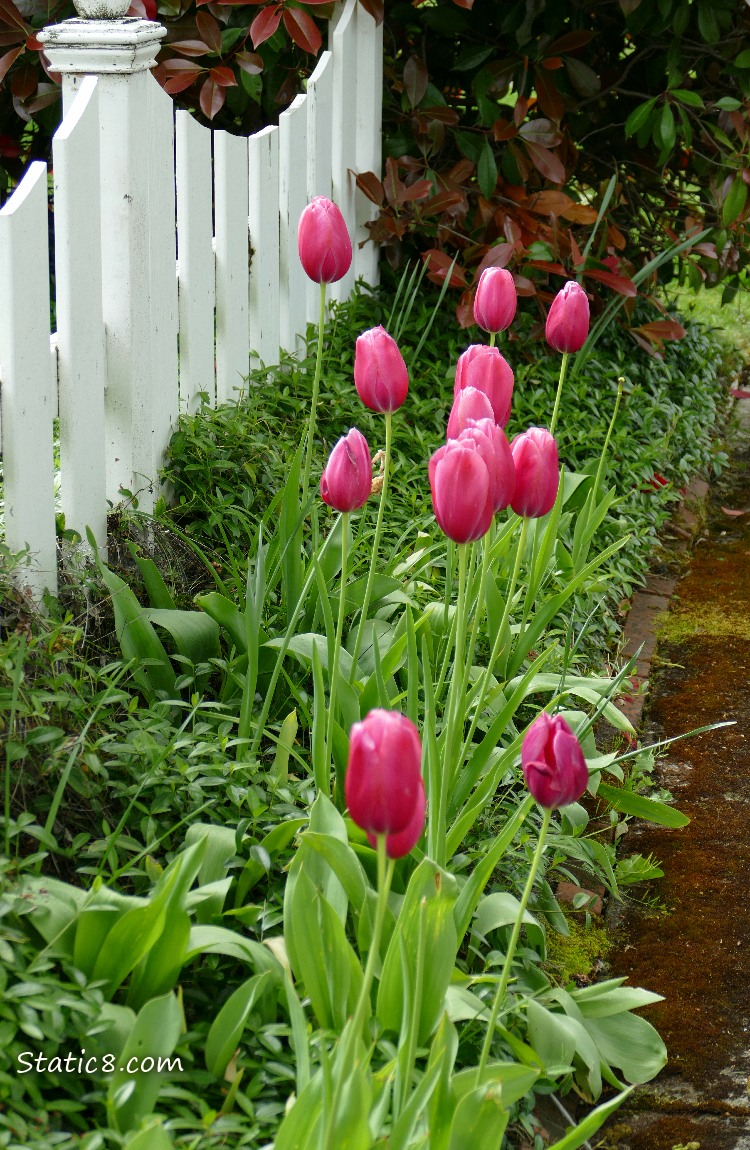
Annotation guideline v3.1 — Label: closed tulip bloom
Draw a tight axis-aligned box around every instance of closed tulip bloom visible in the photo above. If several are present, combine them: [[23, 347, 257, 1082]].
[[320, 428, 372, 512], [429, 440, 493, 543], [454, 345, 514, 427], [473, 267, 517, 333], [522, 712, 588, 809], [545, 281, 590, 353], [298, 196, 353, 284], [446, 386, 494, 440], [510, 427, 559, 518], [459, 419, 516, 512], [354, 326, 409, 413], [367, 774, 426, 858], [346, 709, 424, 839]]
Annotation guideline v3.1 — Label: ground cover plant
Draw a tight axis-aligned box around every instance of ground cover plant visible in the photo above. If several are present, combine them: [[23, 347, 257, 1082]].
[[0, 198, 740, 1148]]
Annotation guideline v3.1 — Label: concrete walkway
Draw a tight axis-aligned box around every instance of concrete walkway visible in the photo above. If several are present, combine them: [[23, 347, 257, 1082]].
[[602, 395, 750, 1149]]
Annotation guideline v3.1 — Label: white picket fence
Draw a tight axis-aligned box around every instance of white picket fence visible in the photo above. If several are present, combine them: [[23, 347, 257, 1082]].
[[0, 0, 382, 598]]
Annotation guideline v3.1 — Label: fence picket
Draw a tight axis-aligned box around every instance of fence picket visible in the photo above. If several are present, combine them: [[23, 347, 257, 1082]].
[[176, 109, 215, 411], [306, 49, 334, 326], [147, 77, 179, 476], [279, 93, 309, 354], [355, 4, 382, 290], [53, 75, 107, 552], [215, 130, 250, 404], [0, 163, 57, 596], [248, 125, 280, 368], [330, 0, 358, 304]]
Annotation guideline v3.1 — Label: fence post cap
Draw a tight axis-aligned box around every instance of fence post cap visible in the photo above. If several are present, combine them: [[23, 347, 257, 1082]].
[[38, 17, 166, 74]]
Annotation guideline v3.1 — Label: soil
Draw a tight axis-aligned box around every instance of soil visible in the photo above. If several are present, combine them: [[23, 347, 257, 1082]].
[[600, 397, 750, 1150]]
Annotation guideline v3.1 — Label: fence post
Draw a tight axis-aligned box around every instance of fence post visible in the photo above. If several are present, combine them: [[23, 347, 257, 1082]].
[[39, 16, 170, 514]]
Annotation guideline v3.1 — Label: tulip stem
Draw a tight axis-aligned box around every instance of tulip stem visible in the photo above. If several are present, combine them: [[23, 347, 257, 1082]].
[[437, 541, 469, 868], [548, 351, 569, 438], [477, 805, 552, 1082], [349, 409, 393, 681], [465, 523, 493, 676], [325, 510, 349, 799], [459, 516, 528, 768], [301, 280, 328, 503], [489, 331, 496, 349], [325, 833, 394, 1150]]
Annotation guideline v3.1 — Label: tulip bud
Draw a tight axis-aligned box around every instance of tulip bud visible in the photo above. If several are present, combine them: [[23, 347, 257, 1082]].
[[298, 196, 353, 284], [429, 440, 493, 543], [510, 427, 559, 519], [354, 326, 409, 413], [320, 428, 372, 512], [473, 267, 517, 333], [521, 712, 588, 809], [458, 419, 516, 513], [367, 775, 426, 858], [346, 709, 424, 853], [446, 386, 494, 440], [545, 281, 590, 353], [454, 345, 514, 427]]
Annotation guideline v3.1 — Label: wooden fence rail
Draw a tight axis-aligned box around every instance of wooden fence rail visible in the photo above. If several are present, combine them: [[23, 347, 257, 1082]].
[[0, 0, 381, 598]]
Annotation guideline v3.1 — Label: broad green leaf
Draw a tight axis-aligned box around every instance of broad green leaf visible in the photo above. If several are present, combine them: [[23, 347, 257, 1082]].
[[387, 1056, 445, 1150], [596, 782, 690, 827], [545, 1087, 634, 1150], [124, 1122, 174, 1150], [273, 1072, 323, 1150], [194, 592, 248, 654], [205, 971, 273, 1077], [723, 176, 748, 227], [286, 866, 362, 1031], [91, 894, 170, 997], [126, 910, 191, 1011], [300, 830, 369, 913], [74, 908, 123, 978], [127, 544, 177, 610], [426, 1014, 459, 1150], [185, 925, 283, 983], [144, 608, 220, 666], [271, 709, 298, 781], [526, 999, 601, 1097], [96, 559, 175, 698], [446, 1083, 509, 1150], [185, 824, 236, 887], [671, 88, 704, 108], [571, 978, 663, 1018], [107, 991, 183, 1133], [624, 97, 656, 137], [265, 632, 354, 681], [477, 137, 497, 200], [377, 858, 458, 1044], [474, 891, 545, 958], [450, 1062, 539, 1108], [583, 1010, 667, 1083]]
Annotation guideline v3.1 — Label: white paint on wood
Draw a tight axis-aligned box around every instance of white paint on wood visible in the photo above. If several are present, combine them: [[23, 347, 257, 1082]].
[[355, 4, 382, 290], [53, 74, 108, 552], [330, 0, 358, 303], [305, 49, 334, 326], [0, 162, 57, 596], [214, 130, 249, 403], [176, 109, 214, 411], [279, 92, 308, 354], [146, 76, 179, 484], [248, 124, 280, 368]]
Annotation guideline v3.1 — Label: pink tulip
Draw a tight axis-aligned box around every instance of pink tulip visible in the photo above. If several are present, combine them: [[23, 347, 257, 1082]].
[[510, 427, 559, 518], [429, 440, 493, 543], [320, 428, 372, 512], [354, 326, 409, 413], [367, 775, 426, 858], [298, 196, 353, 284], [457, 419, 516, 513], [545, 281, 590, 353], [446, 386, 494, 440], [454, 345, 514, 427], [521, 712, 588, 809], [473, 267, 517, 333], [346, 709, 424, 848]]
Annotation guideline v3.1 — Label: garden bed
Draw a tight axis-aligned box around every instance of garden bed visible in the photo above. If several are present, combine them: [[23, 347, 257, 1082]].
[[0, 275, 743, 1149]]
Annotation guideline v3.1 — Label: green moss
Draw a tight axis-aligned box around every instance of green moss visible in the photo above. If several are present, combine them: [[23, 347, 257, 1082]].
[[544, 911, 614, 984], [656, 602, 750, 644]]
